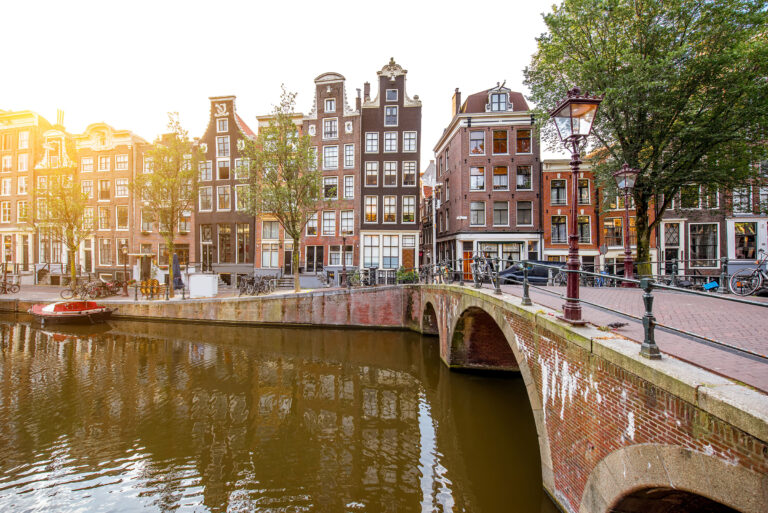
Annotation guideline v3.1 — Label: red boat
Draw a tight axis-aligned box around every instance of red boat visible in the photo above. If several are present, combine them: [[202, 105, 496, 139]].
[[28, 301, 116, 325]]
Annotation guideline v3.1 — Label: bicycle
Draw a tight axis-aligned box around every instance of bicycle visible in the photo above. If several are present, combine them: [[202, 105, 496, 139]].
[[729, 249, 768, 296], [0, 281, 20, 294]]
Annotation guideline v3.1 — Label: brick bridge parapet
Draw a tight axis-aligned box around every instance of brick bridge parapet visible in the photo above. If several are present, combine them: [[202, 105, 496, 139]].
[[2, 286, 767, 513]]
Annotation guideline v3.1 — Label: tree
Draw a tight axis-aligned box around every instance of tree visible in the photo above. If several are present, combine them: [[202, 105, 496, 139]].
[[30, 164, 93, 287], [133, 113, 201, 298], [240, 87, 323, 293], [525, 0, 768, 273]]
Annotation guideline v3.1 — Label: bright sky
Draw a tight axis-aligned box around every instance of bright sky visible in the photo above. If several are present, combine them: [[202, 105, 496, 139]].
[[1, 0, 565, 165]]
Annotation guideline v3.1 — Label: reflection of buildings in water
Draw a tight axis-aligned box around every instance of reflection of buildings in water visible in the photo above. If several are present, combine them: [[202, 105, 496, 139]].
[[0, 319, 442, 512]]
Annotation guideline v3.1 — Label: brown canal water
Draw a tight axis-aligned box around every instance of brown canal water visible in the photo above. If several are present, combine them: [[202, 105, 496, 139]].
[[0, 315, 559, 513]]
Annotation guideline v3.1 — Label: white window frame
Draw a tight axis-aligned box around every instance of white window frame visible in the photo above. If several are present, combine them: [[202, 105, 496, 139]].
[[217, 118, 228, 133], [306, 213, 318, 236], [98, 206, 111, 230], [343, 175, 354, 199], [199, 186, 213, 212], [324, 98, 336, 113], [217, 159, 231, 180], [403, 131, 417, 152], [0, 178, 11, 196], [217, 185, 231, 211], [216, 135, 230, 158], [18, 131, 29, 150], [493, 201, 510, 227], [98, 155, 110, 171], [383, 162, 397, 187], [17, 176, 27, 195], [402, 161, 417, 187], [365, 162, 378, 187], [323, 145, 339, 170], [385, 89, 398, 102], [323, 118, 339, 140], [81, 157, 93, 173], [17, 153, 28, 172], [115, 154, 129, 171], [470, 201, 486, 227], [341, 210, 354, 235], [16, 200, 27, 222], [235, 184, 247, 211], [383, 195, 397, 224], [115, 178, 129, 198], [344, 144, 354, 168], [0, 201, 10, 223], [469, 131, 485, 155], [364, 196, 378, 224], [322, 211, 336, 236], [402, 196, 416, 224], [688, 222, 720, 269], [116, 205, 129, 230], [383, 131, 398, 153], [384, 106, 398, 127], [199, 160, 212, 181], [324, 176, 339, 200], [365, 132, 379, 153], [470, 166, 485, 192], [517, 201, 534, 227]]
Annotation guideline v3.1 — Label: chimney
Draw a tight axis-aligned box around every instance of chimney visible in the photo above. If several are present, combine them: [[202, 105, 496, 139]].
[[356, 88, 362, 111], [363, 82, 371, 101], [452, 88, 461, 117], [56, 109, 64, 126]]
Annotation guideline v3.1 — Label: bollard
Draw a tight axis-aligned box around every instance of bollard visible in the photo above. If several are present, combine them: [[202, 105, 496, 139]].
[[473, 258, 482, 289], [493, 258, 502, 295], [547, 268, 554, 287], [639, 278, 662, 360], [182, 283, 186, 300], [720, 257, 729, 294], [458, 258, 464, 286], [671, 259, 678, 287], [522, 262, 533, 306], [134, 284, 138, 302]]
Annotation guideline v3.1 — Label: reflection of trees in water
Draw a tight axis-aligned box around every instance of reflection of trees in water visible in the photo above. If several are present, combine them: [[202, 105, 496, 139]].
[[0, 319, 437, 512]]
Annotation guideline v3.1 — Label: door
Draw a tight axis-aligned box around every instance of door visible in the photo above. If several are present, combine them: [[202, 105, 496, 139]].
[[402, 248, 415, 270], [202, 245, 213, 272], [306, 246, 324, 273], [84, 250, 92, 274], [284, 250, 293, 275], [21, 235, 29, 271], [463, 251, 473, 280], [663, 223, 681, 275]]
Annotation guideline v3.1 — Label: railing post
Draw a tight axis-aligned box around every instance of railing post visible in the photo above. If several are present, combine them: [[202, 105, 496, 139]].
[[547, 268, 554, 287], [473, 257, 481, 289], [522, 262, 532, 306], [493, 258, 502, 295], [720, 256, 729, 294], [134, 284, 138, 302], [671, 259, 678, 287], [458, 258, 464, 286], [640, 278, 662, 360]]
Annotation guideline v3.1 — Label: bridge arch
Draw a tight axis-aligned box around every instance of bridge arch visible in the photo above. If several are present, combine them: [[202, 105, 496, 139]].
[[449, 306, 518, 371], [580, 444, 768, 513], [422, 301, 438, 335]]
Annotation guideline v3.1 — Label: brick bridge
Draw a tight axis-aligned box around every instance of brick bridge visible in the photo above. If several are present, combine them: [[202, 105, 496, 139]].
[[4, 285, 768, 512]]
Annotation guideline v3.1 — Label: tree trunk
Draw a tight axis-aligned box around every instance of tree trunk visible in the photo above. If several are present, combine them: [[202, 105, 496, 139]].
[[69, 244, 77, 289], [635, 192, 653, 278], [293, 236, 301, 293], [167, 240, 175, 299]]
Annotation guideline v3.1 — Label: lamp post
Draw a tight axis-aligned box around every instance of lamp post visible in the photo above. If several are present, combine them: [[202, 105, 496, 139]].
[[121, 244, 129, 296], [341, 235, 347, 286], [613, 163, 639, 287], [549, 87, 603, 324]]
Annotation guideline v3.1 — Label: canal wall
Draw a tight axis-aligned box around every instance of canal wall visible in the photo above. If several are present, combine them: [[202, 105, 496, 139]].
[[1, 286, 767, 513]]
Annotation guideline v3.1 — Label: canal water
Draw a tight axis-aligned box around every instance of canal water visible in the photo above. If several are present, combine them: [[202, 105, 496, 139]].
[[0, 315, 558, 512]]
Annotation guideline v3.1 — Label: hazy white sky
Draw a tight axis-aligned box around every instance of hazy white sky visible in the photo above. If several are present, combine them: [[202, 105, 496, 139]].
[[1, 0, 564, 164]]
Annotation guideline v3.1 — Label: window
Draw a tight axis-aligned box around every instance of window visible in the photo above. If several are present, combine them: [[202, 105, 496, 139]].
[[143, 157, 152, 174], [116, 205, 128, 229], [37, 176, 47, 191], [237, 224, 251, 263], [384, 132, 397, 152], [99, 238, 112, 266], [490, 93, 507, 111], [517, 201, 533, 226], [403, 162, 416, 186], [217, 186, 231, 210], [515, 165, 532, 191], [365, 132, 379, 153], [18, 131, 29, 150], [733, 187, 752, 214], [324, 98, 336, 113], [344, 175, 354, 199], [17, 154, 27, 172], [578, 179, 590, 204], [0, 134, 9, 151], [323, 118, 338, 139], [341, 210, 354, 235], [578, 216, 590, 243], [234, 158, 249, 179], [551, 179, 566, 205], [0, 156, 10, 172], [84, 207, 94, 229], [261, 243, 279, 268], [469, 131, 485, 155], [383, 235, 399, 268], [552, 216, 567, 243], [383, 196, 396, 223], [216, 136, 230, 157], [603, 218, 623, 246], [262, 220, 279, 239], [470, 166, 485, 191], [140, 208, 153, 231], [365, 162, 378, 186], [493, 130, 508, 154], [115, 178, 128, 197], [307, 213, 318, 236], [364, 235, 379, 267], [365, 196, 378, 223], [734, 222, 756, 259], [493, 201, 508, 226], [689, 224, 718, 267], [681, 184, 700, 209], [217, 159, 230, 180], [218, 224, 233, 263], [179, 210, 191, 232], [329, 245, 342, 266], [324, 177, 338, 199], [0, 202, 9, 223], [385, 106, 398, 126], [199, 161, 212, 181], [493, 166, 508, 190], [98, 206, 110, 230], [703, 186, 719, 208], [323, 146, 338, 169], [217, 118, 228, 132], [98, 155, 110, 171], [17, 201, 27, 222], [386, 89, 398, 102], [17, 176, 27, 195], [344, 144, 354, 168], [384, 162, 397, 186], [470, 201, 485, 226], [516, 129, 531, 153], [98, 180, 110, 200], [199, 186, 213, 211], [403, 196, 415, 223], [116, 154, 128, 170], [403, 132, 417, 152], [0, 179, 10, 196], [322, 211, 336, 236]]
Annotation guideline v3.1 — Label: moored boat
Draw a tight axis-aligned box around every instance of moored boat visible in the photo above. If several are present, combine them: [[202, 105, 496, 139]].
[[28, 301, 116, 325]]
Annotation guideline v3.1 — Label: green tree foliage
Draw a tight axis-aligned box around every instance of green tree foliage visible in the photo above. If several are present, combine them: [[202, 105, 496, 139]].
[[525, 0, 768, 272], [31, 163, 93, 286], [132, 113, 201, 297], [240, 87, 323, 293]]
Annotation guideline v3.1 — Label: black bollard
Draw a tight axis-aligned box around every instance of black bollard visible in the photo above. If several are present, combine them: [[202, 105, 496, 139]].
[[639, 278, 662, 360]]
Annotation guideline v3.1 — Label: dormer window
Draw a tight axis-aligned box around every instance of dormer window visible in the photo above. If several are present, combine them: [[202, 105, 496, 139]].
[[490, 93, 507, 112], [217, 119, 228, 132], [386, 89, 398, 102], [325, 98, 336, 113]]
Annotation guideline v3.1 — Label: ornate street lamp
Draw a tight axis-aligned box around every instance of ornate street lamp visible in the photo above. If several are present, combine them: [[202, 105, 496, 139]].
[[549, 87, 603, 324], [613, 163, 640, 287], [121, 244, 129, 296]]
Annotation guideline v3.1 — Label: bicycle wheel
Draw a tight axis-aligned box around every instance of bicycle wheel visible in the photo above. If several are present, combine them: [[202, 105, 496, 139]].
[[729, 269, 761, 296], [554, 271, 567, 286], [60, 288, 75, 300], [9, 284, 19, 294]]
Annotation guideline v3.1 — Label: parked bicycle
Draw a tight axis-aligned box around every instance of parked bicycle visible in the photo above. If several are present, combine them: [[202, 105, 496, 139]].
[[729, 249, 768, 296], [238, 274, 277, 296], [0, 281, 20, 294]]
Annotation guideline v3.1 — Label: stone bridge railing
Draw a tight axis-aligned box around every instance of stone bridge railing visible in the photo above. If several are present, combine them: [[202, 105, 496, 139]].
[[2, 285, 767, 513]]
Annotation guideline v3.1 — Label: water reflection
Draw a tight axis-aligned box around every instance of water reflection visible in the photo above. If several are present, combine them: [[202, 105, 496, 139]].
[[0, 315, 556, 512]]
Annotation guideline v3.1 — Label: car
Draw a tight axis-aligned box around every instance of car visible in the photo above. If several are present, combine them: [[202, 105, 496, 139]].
[[498, 260, 567, 285]]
